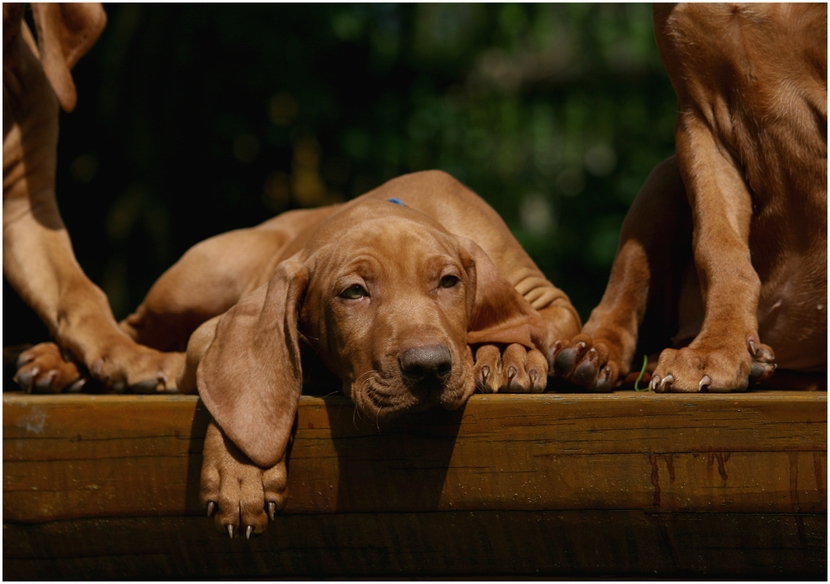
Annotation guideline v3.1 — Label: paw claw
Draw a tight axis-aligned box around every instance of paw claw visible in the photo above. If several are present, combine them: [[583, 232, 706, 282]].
[[33, 371, 59, 393], [14, 368, 35, 392], [573, 352, 599, 387], [246, 525, 254, 540], [67, 378, 87, 393], [268, 501, 277, 521], [206, 501, 216, 517], [595, 366, 613, 392], [226, 524, 234, 539], [132, 378, 161, 394], [528, 369, 539, 388], [749, 360, 776, 384], [554, 345, 581, 376], [15, 353, 34, 369], [699, 374, 711, 392]]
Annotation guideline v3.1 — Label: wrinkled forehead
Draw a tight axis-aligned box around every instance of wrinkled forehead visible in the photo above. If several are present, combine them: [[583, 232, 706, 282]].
[[304, 200, 465, 274], [308, 200, 457, 253]]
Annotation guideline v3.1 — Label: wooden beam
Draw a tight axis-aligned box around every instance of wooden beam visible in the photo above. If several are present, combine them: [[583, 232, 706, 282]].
[[3, 391, 826, 579]]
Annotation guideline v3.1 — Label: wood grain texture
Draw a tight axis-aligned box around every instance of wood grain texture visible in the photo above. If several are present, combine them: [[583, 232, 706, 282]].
[[3, 390, 827, 579], [4, 511, 826, 579]]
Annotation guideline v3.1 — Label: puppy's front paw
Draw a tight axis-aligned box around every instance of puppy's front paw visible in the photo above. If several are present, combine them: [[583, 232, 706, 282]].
[[650, 335, 776, 393], [14, 343, 87, 393], [200, 420, 288, 538], [550, 333, 620, 392], [473, 343, 547, 393]]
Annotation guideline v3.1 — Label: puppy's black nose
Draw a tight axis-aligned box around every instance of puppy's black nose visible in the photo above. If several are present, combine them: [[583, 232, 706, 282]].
[[399, 345, 452, 382]]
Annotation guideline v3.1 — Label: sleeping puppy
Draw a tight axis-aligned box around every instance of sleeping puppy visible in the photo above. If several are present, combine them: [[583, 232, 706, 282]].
[[19, 170, 577, 536]]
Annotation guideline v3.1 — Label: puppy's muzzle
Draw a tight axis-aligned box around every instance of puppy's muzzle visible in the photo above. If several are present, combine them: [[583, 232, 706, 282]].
[[398, 345, 452, 384]]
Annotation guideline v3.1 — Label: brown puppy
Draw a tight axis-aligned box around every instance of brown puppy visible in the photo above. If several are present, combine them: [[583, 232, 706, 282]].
[[19, 170, 580, 535], [554, 4, 826, 392], [5, 3, 184, 393], [186, 171, 579, 537]]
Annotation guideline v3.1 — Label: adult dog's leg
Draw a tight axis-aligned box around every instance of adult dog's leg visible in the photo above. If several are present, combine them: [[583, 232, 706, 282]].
[[5, 151, 185, 393], [5, 5, 182, 393], [650, 116, 775, 392], [553, 156, 691, 391]]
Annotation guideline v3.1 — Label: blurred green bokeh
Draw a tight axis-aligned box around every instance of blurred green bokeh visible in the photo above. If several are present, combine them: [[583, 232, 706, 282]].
[[6, 3, 677, 345]]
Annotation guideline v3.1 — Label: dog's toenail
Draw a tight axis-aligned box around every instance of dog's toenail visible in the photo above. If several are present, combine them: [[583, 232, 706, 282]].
[[133, 379, 159, 394], [226, 524, 234, 539], [246, 525, 254, 540], [34, 371, 58, 393], [67, 378, 87, 393], [699, 375, 711, 391], [206, 501, 215, 517], [268, 502, 277, 520]]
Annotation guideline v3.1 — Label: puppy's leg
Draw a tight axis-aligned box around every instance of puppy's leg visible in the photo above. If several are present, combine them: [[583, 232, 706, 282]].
[[14, 342, 86, 393], [200, 418, 289, 538], [118, 227, 294, 352], [188, 311, 288, 536], [553, 156, 691, 391]]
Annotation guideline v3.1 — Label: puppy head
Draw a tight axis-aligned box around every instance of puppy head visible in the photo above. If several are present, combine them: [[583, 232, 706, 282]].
[[299, 203, 477, 421], [197, 200, 545, 467]]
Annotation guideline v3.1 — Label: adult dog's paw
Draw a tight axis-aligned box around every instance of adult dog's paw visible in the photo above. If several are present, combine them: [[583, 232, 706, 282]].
[[473, 343, 547, 393], [85, 338, 185, 394], [14, 343, 87, 393], [200, 420, 288, 538], [650, 335, 776, 392]]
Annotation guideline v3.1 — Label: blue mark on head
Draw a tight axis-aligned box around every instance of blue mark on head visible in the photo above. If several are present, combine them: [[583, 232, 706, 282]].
[[387, 198, 406, 206]]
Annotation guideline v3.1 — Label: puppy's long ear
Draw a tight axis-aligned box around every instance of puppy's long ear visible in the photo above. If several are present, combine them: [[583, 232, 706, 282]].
[[30, 3, 107, 112], [196, 255, 308, 469], [460, 238, 547, 349]]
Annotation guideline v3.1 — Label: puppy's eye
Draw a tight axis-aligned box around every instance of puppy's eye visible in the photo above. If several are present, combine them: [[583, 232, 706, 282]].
[[340, 284, 367, 299], [440, 275, 459, 289]]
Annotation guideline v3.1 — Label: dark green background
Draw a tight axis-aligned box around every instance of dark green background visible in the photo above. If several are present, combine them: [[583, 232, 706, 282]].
[[5, 3, 677, 347]]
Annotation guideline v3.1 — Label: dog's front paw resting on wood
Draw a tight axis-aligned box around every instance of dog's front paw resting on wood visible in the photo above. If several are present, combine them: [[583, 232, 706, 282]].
[[200, 420, 288, 539]]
